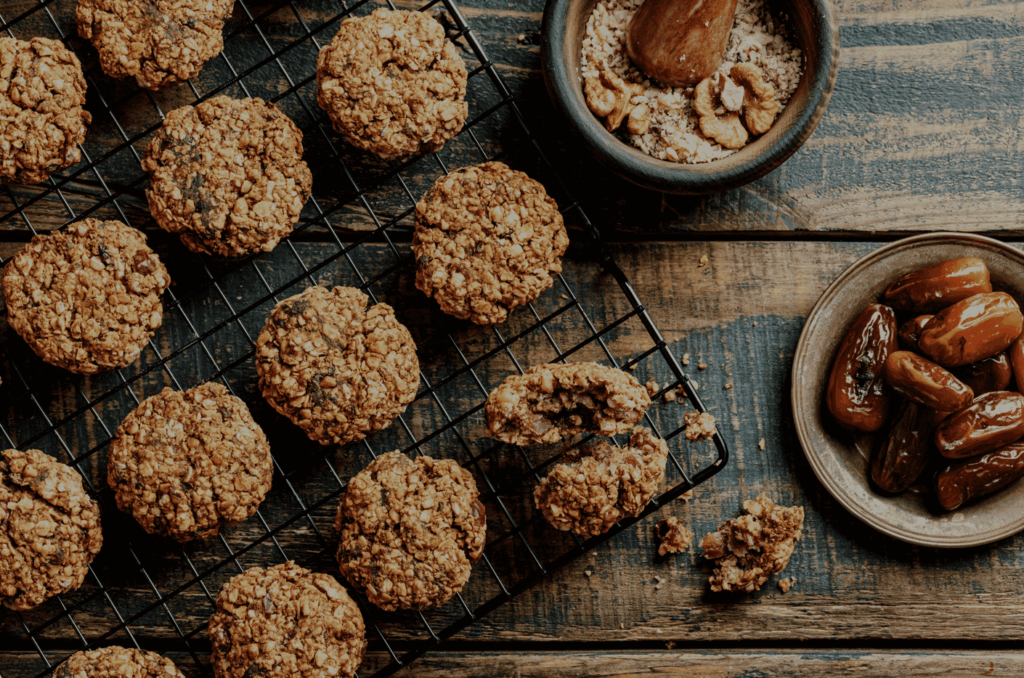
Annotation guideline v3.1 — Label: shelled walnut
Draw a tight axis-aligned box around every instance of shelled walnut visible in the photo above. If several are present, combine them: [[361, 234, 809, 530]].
[[584, 68, 649, 134], [693, 63, 779, 148]]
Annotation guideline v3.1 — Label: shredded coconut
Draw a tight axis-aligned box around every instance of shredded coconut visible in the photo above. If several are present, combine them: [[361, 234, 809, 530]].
[[580, 0, 804, 163]]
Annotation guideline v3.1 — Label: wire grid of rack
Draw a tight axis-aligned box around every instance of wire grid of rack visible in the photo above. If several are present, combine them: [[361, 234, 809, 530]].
[[0, 0, 728, 676]]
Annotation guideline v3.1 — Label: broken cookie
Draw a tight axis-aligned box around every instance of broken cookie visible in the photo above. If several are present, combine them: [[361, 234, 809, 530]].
[[656, 516, 694, 556], [700, 493, 803, 593], [485, 362, 651, 445]]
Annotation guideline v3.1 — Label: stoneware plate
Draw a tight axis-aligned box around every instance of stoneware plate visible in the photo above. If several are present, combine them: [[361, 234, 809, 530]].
[[792, 232, 1024, 548]]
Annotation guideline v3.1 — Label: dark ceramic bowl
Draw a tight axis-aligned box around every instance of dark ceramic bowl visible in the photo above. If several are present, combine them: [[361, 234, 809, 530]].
[[541, 0, 840, 195]]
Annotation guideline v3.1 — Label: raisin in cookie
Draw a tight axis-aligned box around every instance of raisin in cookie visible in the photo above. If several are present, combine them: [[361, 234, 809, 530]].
[[316, 8, 468, 160], [76, 0, 235, 90], [143, 96, 312, 258], [700, 493, 804, 593], [107, 382, 273, 542], [54, 646, 185, 678], [209, 562, 366, 678], [414, 162, 568, 325], [534, 427, 667, 537], [255, 286, 419, 446], [0, 37, 91, 185], [486, 362, 650, 445], [2, 219, 170, 374], [336, 451, 485, 611], [0, 449, 102, 610]]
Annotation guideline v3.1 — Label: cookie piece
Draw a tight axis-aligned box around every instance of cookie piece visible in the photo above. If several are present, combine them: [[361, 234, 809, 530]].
[[209, 562, 366, 678], [0, 449, 102, 610], [336, 451, 485, 611], [107, 382, 273, 542], [683, 411, 717, 441], [699, 493, 804, 593], [2, 219, 170, 374], [142, 96, 312, 258], [656, 516, 694, 556], [54, 646, 184, 678], [316, 8, 468, 160], [255, 286, 420, 446], [485, 362, 651, 445], [76, 0, 235, 90], [413, 162, 569, 325], [534, 426, 667, 537], [0, 38, 91, 185]]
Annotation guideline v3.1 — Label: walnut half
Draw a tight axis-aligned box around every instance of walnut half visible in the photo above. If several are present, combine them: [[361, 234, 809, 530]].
[[584, 68, 648, 134], [693, 76, 748, 149], [693, 63, 779, 148], [730, 63, 780, 135]]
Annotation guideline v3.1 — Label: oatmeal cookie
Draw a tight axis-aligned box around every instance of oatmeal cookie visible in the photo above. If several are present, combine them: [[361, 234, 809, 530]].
[[656, 516, 694, 556], [700, 493, 804, 593], [534, 427, 667, 537], [143, 96, 312, 258], [316, 8, 468, 160], [485, 362, 651, 445], [413, 162, 568, 325], [0, 448, 102, 610], [107, 382, 273, 542], [336, 451, 485, 611], [76, 0, 235, 90], [2, 219, 170, 374], [209, 562, 366, 678], [255, 286, 419, 446], [54, 646, 185, 678], [0, 38, 91, 185]]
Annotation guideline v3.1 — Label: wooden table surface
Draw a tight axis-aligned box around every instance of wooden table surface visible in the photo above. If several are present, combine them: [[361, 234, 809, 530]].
[[3, 0, 1024, 677]]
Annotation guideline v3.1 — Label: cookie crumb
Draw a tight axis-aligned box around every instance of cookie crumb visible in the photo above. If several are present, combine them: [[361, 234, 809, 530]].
[[778, 577, 795, 593], [698, 254, 709, 268], [753, 322, 759, 327], [656, 517, 695, 556], [560, 294, 571, 300], [724, 383, 733, 390], [665, 641, 676, 650], [698, 362, 708, 370], [700, 494, 804, 593], [629, 362, 639, 370], [682, 352, 690, 365], [517, 33, 526, 41], [646, 380, 660, 397], [663, 390, 677, 402], [684, 411, 717, 441], [759, 438, 766, 450], [584, 569, 593, 577], [682, 489, 694, 501]]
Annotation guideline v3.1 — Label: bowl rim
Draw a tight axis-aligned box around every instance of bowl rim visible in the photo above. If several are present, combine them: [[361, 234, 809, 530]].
[[791, 231, 1024, 548], [540, 0, 840, 195]]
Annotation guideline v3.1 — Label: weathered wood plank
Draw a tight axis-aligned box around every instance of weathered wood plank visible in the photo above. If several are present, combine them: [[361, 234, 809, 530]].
[[1, 649, 1020, 678]]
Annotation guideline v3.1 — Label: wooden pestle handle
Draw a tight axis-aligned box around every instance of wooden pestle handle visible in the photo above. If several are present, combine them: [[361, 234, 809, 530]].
[[626, 0, 740, 88]]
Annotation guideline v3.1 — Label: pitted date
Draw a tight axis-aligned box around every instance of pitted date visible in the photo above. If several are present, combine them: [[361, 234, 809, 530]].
[[936, 442, 1024, 511], [934, 391, 1024, 459], [826, 303, 898, 432], [883, 350, 973, 412], [1010, 337, 1024, 393], [871, 400, 946, 494], [954, 353, 1013, 396], [918, 292, 1024, 367], [898, 315, 933, 351], [883, 257, 992, 314]]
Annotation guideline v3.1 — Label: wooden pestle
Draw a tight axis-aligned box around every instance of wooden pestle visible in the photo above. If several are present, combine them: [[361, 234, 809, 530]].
[[626, 0, 740, 88]]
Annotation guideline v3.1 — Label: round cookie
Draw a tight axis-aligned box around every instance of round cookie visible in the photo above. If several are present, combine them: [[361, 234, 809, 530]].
[[316, 8, 468, 160], [336, 451, 486, 611], [54, 646, 185, 678], [255, 286, 420, 446], [209, 562, 366, 678], [76, 0, 235, 90], [2, 219, 171, 374], [534, 426, 668, 537], [107, 382, 273, 542], [142, 96, 312, 259], [0, 37, 91, 185], [0, 448, 102, 610], [413, 161, 569, 325], [485, 362, 651, 445]]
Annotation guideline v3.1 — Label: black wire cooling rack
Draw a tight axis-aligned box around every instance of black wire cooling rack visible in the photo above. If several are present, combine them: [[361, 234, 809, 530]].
[[0, 1, 728, 676]]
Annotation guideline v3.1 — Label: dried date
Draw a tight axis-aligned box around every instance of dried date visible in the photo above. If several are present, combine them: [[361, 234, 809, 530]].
[[954, 353, 1013, 396], [883, 257, 992, 314], [936, 442, 1024, 510], [934, 391, 1024, 459], [826, 303, 898, 432], [883, 350, 973, 412], [871, 400, 946, 494], [918, 292, 1024, 367], [897, 315, 933, 351], [1009, 336, 1024, 393]]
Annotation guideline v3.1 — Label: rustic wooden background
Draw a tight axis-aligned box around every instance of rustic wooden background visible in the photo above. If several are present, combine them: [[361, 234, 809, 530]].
[[3, 0, 1024, 676]]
